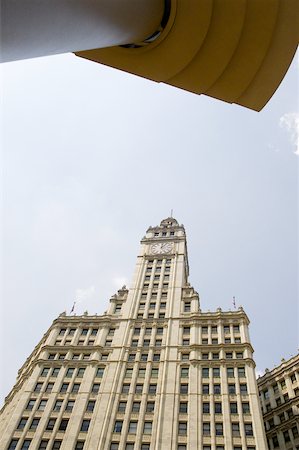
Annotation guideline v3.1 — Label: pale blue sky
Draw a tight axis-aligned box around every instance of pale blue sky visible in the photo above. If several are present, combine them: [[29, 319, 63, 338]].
[[1, 51, 298, 404]]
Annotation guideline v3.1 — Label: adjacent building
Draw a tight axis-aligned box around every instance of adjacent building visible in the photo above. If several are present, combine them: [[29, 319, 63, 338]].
[[258, 354, 299, 450], [0, 218, 268, 450]]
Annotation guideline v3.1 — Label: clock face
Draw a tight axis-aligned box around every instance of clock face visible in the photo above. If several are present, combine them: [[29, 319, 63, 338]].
[[150, 242, 173, 254]]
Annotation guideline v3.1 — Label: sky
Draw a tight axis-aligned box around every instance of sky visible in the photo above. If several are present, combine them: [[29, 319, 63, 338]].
[[1, 49, 298, 406]]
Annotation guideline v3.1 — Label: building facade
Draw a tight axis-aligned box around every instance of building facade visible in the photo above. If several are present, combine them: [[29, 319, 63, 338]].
[[0, 218, 268, 450], [258, 354, 299, 450]]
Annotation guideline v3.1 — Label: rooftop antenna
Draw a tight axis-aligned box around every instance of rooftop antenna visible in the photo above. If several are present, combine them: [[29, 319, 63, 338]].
[[170, 209, 173, 218]]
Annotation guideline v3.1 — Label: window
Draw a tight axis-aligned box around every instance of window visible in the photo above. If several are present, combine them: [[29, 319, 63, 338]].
[[68, 328, 76, 335], [179, 402, 188, 413], [184, 302, 191, 312], [151, 368, 159, 378], [86, 401, 95, 412], [122, 384, 130, 394], [202, 384, 209, 394], [53, 400, 63, 411], [182, 339, 190, 346], [131, 402, 140, 413], [225, 337, 231, 344], [18, 418, 28, 430], [202, 338, 208, 344], [80, 420, 90, 432], [292, 426, 299, 438], [58, 419, 69, 431], [110, 444, 119, 450], [181, 353, 189, 361], [138, 368, 146, 378], [8, 440, 19, 450], [51, 368, 60, 377], [291, 373, 296, 383], [213, 368, 220, 377], [131, 340, 138, 347], [233, 325, 240, 333], [128, 354, 135, 362], [96, 367, 104, 378], [143, 422, 152, 434], [203, 402, 210, 413], [212, 338, 218, 344], [215, 402, 222, 414], [149, 303, 155, 309], [224, 325, 230, 334], [34, 382, 43, 392], [183, 327, 190, 335], [215, 423, 223, 435], [272, 435, 279, 448], [125, 368, 133, 378], [178, 446, 187, 450], [46, 418, 56, 431], [58, 354, 66, 360], [212, 353, 219, 360], [59, 328, 66, 335], [202, 326, 208, 334], [26, 417, 38, 435], [118, 401, 127, 412], [280, 379, 286, 389], [180, 384, 188, 394], [236, 352, 243, 359], [66, 368, 75, 378], [48, 353, 55, 360], [214, 384, 221, 394], [51, 441, 62, 450], [74, 442, 85, 450], [232, 423, 240, 436], [146, 401, 155, 413], [202, 353, 209, 360], [38, 441, 49, 450], [128, 421, 137, 433], [230, 402, 238, 414], [135, 384, 143, 394], [211, 326, 218, 334], [26, 399, 36, 410], [203, 422, 210, 435], [242, 402, 250, 414], [178, 422, 187, 435], [240, 383, 248, 395], [226, 367, 235, 378], [46, 382, 54, 393], [228, 384, 236, 394], [141, 445, 150, 450], [125, 444, 134, 450], [91, 328, 98, 336], [181, 368, 189, 378], [149, 384, 157, 394], [72, 383, 80, 393], [143, 339, 150, 347], [72, 354, 80, 360], [41, 368, 50, 377], [114, 304, 122, 313], [60, 383, 69, 392], [245, 423, 253, 436], [20, 441, 32, 450], [237, 367, 245, 377], [155, 339, 162, 346], [38, 399, 47, 411], [202, 368, 209, 378], [65, 400, 75, 412]]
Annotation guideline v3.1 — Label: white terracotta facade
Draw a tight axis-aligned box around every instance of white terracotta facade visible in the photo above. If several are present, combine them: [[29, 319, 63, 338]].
[[0, 218, 268, 450]]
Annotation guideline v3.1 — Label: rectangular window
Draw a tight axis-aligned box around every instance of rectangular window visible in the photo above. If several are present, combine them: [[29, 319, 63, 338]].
[[213, 368, 220, 377], [122, 384, 130, 394], [92, 383, 100, 393], [80, 420, 90, 432], [180, 384, 188, 394], [38, 441, 49, 450], [232, 423, 240, 436], [51, 368, 60, 377], [8, 440, 19, 450], [143, 422, 152, 434], [215, 402, 222, 414], [151, 368, 159, 378], [143, 339, 150, 347], [125, 444, 134, 450], [184, 302, 191, 312], [128, 354, 135, 362], [212, 353, 219, 360], [181, 368, 189, 378], [53, 400, 63, 411], [141, 353, 148, 361], [110, 445, 119, 450], [128, 421, 137, 433], [46, 418, 56, 431], [17, 418, 28, 430], [52, 441, 62, 450], [215, 423, 223, 436], [138, 368, 146, 378], [135, 384, 143, 394], [203, 402, 210, 413], [230, 402, 238, 414], [237, 367, 245, 377], [242, 402, 250, 414], [34, 382, 43, 392], [45, 382, 54, 393], [227, 367, 234, 378], [131, 402, 140, 413], [38, 399, 47, 411], [240, 383, 248, 395], [212, 338, 218, 344], [60, 383, 69, 393], [86, 401, 95, 412], [202, 384, 209, 395], [58, 419, 69, 431], [41, 368, 50, 377], [179, 402, 188, 413], [74, 442, 85, 450], [29, 417, 40, 430], [202, 368, 209, 378], [77, 368, 85, 378], [203, 422, 210, 435], [125, 368, 133, 378], [118, 401, 127, 412], [65, 400, 75, 412], [182, 339, 190, 346], [149, 384, 157, 394], [146, 401, 155, 413], [214, 384, 221, 395], [228, 384, 236, 394], [66, 368, 75, 378], [178, 422, 187, 435], [72, 383, 80, 393], [245, 423, 253, 436], [26, 399, 36, 410], [91, 328, 98, 336], [20, 441, 32, 450]]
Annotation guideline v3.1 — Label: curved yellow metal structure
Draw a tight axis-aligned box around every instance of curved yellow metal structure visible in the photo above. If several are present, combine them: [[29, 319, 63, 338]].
[[76, 0, 298, 111]]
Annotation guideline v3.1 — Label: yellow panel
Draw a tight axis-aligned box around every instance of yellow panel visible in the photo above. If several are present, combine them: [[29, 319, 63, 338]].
[[76, 0, 214, 82], [205, 0, 279, 102], [236, 0, 299, 110], [167, 0, 247, 93]]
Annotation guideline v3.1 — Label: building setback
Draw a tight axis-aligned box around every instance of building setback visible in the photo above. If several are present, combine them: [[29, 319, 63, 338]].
[[257, 353, 299, 450], [0, 218, 268, 450]]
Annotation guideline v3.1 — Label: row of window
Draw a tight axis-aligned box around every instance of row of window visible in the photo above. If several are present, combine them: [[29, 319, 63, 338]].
[[261, 371, 298, 399], [270, 425, 299, 448], [266, 407, 295, 429], [25, 398, 96, 414], [34, 380, 100, 395], [182, 325, 240, 335], [8, 439, 85, 450], [59, 328, 98, 337], [48, 352, 110, 361]]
